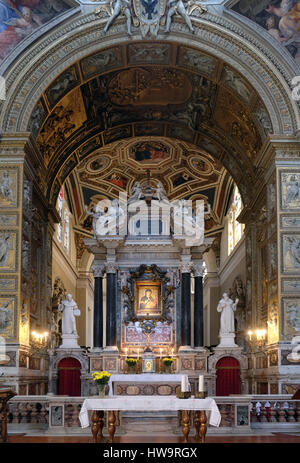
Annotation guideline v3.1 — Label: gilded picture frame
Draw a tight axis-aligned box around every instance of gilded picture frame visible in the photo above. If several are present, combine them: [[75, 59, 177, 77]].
[[135, 280, 162, 317]]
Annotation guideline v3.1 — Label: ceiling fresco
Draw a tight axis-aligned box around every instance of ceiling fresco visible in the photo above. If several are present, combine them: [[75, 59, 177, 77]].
[[232, 1, 300, 63], [0, 0, 74, 63], [65, 137, 231, 238], [27, 42, 272, 212]]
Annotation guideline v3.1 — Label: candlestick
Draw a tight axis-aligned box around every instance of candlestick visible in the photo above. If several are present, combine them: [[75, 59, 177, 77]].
[[181, 375, 187, 392], [198, 375, 204, 392]]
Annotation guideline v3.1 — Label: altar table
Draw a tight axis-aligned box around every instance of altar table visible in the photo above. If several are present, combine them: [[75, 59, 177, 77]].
[[79, 396, 221, 443], [108, 374, 190, 396]]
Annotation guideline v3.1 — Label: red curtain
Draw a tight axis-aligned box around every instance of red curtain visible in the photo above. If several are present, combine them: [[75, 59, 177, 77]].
[[58, 357, 81, 397], [216, 357, 241, 396]]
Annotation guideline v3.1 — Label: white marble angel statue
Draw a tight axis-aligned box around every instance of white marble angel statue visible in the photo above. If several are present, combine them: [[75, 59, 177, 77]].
[[217, 292, 238, 341], [165, 0, 194, 33], [128, 181, 143, 205], [101, 0, 132, 35], [85, 204, 102, 238], [154, 181, 169, 203], [58, 293, 80, 336]]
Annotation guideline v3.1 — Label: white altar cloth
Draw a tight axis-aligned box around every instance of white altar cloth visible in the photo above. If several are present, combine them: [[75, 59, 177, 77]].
[[79, 396, 221, 428], [108, 374, 190, 396]]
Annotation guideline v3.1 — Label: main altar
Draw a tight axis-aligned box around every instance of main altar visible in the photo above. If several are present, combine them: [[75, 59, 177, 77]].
[[48, 177, 248, 398], [82, 178, 213, 394]]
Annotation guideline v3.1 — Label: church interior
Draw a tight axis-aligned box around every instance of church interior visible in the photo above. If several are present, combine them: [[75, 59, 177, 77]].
[[0, 0, 300, 444]]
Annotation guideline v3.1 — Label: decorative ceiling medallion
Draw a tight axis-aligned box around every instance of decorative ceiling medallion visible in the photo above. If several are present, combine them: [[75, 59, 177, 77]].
[[86, 155, 110, 173]]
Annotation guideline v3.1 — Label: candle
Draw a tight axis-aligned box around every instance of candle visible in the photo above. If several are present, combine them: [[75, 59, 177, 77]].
[[160, 348, 162, 359], [171, 348, 174, 356], [181, 375, 187, 392], [137, 349, 139, 359], [125, 347, 128, 357], [198, 375, 204, 392]]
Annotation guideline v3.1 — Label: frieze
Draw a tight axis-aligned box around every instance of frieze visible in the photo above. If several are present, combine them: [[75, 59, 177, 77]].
[[281, 216, 300, 229], [282, 278, 300, 294], [0, 276, 17, 292]]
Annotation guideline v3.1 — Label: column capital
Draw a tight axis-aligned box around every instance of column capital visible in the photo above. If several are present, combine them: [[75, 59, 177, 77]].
[[92, 263, 105, 277], [180, 262, 193, 273], [106, 262, 118, 274], [193, 262, 205, 277]]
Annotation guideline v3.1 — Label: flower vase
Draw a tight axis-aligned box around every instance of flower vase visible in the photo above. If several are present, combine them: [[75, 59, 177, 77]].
[[97, 383, 106, 398], [165, 365, 172, 374], [128, 366, 136, 374]]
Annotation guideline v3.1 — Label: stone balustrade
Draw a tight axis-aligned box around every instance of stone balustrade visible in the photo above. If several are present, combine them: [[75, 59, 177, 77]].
[[250, 395, 300, 425], [6, 394, 300, 435]]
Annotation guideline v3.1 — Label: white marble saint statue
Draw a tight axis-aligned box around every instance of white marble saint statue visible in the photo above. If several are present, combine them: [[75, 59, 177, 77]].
[[217, 292, 238, 347], [58, 293, 80, 344]]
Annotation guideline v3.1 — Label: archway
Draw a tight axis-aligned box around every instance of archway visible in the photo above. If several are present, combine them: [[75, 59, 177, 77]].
[[57, 357, 81, 396], [0, 5, 299, 396], [216, 357, 241, 396]]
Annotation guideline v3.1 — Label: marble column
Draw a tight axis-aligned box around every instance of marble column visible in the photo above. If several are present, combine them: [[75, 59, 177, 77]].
[[106, 263, 118, 348], [92, 264, 105, 349], [180, 262, 192, 348], [194, 262, 204, 348]]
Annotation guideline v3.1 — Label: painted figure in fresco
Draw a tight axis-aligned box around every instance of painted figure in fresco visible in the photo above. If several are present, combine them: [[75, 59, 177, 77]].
[[103, 0, 132, 35], [139, 288, 158, 311], [0, 299, 13, 332], [217, 292, 239, 336], [285, 174, 300, 205], [223, 67, 251, 102], [58, 293, 80, 336], [265, 0, 300, 56], [165, 0, 194, 33], [0, 1, 70, 61], [0, 234, 9, 267], [0, 170, 13, 202]]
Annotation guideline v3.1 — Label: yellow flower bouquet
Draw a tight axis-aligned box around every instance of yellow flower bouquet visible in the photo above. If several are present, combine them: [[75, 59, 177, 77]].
[[125, 358, 138, 367], [92, 371, 111, 397], [92, 371, 111, 385], [162, 357, 174, 367]]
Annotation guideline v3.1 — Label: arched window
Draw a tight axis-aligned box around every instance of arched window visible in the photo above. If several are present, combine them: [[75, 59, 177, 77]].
[[228, 185, 244, 255]]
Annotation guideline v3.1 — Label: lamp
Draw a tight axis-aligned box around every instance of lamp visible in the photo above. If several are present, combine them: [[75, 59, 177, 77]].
[[246, 328, 267, 353]]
